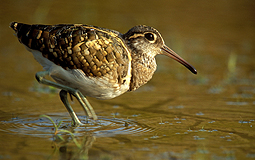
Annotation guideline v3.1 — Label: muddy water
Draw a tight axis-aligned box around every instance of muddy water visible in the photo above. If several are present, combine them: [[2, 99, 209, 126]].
[[0, 0, 255, 159]]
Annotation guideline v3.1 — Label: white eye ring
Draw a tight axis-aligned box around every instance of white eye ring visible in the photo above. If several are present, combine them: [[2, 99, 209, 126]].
[[144, 32, 157, 43]]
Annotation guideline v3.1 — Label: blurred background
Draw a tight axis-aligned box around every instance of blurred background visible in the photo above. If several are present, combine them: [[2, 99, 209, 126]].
[[0, 0, 254, 159]]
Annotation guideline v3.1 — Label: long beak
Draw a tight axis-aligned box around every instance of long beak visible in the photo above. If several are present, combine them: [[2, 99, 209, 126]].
[[161, 45, 197, 74]]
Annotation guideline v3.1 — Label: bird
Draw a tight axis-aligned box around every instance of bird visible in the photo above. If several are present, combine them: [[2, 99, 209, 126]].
[[10, 22, 197, 127]]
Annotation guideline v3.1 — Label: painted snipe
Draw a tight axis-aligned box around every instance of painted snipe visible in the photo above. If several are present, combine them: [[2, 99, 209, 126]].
[[10, 22, 197, 126]]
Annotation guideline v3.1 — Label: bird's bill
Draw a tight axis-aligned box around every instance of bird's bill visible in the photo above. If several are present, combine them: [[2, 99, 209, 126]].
[[161, 45, 197, 74]]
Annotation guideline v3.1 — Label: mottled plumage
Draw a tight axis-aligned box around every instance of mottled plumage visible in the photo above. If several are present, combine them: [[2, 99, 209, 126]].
[[10, 22, 197, 126]]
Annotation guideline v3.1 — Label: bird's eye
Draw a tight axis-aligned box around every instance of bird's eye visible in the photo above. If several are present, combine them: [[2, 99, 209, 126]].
[[144, 33, 155, 41]]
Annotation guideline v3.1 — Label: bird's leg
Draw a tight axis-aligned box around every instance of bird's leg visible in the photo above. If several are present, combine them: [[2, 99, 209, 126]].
[[69, 90, 98, 120], [59, 90, 83, 127], [35, 71, 98, 126]]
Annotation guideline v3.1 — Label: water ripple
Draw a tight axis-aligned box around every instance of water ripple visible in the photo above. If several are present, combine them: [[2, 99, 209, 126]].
[[0, 113, 154, 138]]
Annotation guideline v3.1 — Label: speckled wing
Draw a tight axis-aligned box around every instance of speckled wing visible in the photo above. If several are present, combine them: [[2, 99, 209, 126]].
[[10, 22, 132, 85]]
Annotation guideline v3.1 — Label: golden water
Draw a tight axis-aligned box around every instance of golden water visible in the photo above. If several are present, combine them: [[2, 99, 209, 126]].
[[0, 0, 254, 159]]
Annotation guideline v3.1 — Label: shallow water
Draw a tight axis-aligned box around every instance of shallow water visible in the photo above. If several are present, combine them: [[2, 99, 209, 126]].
[[0, 0, 255, 159]]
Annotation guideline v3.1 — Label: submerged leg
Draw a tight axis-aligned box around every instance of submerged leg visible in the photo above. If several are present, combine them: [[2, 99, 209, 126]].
[[35, 71, 98, 126]]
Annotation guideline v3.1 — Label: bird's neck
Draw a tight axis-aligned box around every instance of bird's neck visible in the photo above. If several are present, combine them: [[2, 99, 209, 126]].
[[129, 53, 157, 91]]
